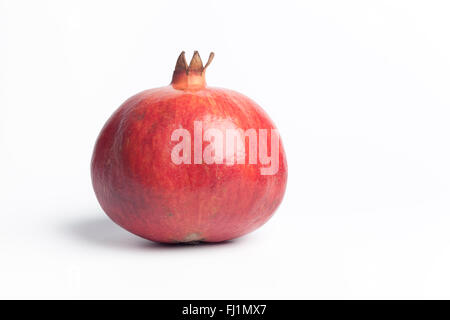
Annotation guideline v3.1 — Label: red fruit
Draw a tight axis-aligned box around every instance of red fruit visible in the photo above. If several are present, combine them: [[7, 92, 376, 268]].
[[91, 51, 287, 243]]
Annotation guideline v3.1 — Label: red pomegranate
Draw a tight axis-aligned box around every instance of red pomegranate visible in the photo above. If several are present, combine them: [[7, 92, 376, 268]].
[[91, 51, 287, 243]]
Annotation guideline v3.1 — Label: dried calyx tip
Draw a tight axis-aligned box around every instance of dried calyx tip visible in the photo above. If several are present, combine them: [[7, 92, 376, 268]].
[[174, 51, 187, 72], [174, 51, 214, 74]]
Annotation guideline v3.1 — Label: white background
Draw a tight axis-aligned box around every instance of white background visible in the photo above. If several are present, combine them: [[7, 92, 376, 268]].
[[1, 0, 450, 299]]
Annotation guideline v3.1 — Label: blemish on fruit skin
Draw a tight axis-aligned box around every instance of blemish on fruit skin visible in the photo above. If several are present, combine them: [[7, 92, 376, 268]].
[[136, 111, 147, 120], [182, 232, 203, 243], [209, 206, 219, 218]]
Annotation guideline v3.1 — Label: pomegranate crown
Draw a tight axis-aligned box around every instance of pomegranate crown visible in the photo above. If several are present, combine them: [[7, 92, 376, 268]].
[[174, 51, 215, 75]]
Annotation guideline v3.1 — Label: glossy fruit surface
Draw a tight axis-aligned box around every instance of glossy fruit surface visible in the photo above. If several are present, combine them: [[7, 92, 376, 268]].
[[91, 52, 287, 243]]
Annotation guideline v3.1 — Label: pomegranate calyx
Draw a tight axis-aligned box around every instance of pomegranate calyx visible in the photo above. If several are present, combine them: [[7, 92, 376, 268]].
[[171, 51, 214, 90], [174, 51, 214, 75]]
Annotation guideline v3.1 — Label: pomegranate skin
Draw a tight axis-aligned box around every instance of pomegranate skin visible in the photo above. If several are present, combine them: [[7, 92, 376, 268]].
[[91, 53, 287, 243]]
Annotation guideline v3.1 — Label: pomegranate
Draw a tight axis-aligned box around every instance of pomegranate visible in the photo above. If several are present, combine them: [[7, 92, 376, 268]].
[[91, 51, 287, 243]]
